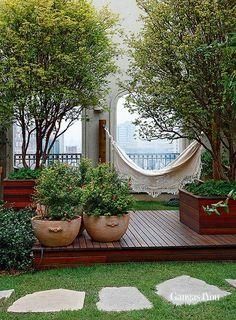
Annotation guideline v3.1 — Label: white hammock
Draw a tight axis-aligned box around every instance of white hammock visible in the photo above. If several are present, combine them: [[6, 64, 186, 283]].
[[104, 127, 203, 197]]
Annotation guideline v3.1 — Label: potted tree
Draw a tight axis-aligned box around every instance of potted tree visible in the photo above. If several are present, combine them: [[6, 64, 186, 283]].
[[32, 162, 84, 247], [82, 163, 135, 242]]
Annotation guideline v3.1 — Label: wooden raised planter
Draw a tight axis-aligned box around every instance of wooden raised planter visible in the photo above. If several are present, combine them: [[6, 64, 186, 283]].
[[3, 179, 36, 209], [179, 189, 236, 235]]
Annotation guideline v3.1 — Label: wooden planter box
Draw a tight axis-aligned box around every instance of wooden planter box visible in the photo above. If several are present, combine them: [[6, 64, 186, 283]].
[[179, 189, 236, 234], [3, 179, 36, 209]]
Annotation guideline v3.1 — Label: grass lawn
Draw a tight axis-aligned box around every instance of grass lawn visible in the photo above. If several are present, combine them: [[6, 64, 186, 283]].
[[133, 201, 179, 211], [0, 262, 236, 320]]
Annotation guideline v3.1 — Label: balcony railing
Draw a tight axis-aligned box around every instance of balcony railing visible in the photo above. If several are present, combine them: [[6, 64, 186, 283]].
[[14, 152, 179, 170], [14, 153, 82, 168], [127, 153, 179, 170]]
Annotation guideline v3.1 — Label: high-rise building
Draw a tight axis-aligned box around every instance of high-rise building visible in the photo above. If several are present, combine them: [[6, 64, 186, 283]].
[[65, 146, 78, 153], [13, 124, 36, 154], [14, 124, 65, 155]]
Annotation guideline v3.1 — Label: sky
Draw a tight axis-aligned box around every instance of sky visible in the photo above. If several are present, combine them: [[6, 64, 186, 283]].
[[61, 120, 82, 151], [117, 96, 137, 124]]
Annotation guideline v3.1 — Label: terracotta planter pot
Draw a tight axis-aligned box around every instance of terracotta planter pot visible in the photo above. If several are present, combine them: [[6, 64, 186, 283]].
[[31, 216, 81, 247], [3, 179, 36, 209], [179, 189, 236, 234], [83, 213, 130, 242]]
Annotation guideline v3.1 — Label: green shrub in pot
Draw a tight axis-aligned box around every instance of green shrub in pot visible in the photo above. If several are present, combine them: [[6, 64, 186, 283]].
[[8, 168, 42, 180], [82, 163, 135, 242], [185, 180, 236, 197], [32, 161, 89, 247]]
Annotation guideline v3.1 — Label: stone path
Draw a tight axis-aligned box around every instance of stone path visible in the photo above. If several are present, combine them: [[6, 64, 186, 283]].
[[4, 276, 235, 313], [155, 275, 230, 306], [7, 289, 85, 313], [97, 287, 153, 311], [0, 290, 14, 301], [225, 279, 236, 288]]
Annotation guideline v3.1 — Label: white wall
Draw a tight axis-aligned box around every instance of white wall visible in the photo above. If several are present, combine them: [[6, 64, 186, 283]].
[[83, 0, 143, 163]]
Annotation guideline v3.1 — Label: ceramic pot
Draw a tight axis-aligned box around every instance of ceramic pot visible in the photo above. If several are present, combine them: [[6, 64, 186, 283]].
[[83, 213, 130, 242], [31, 216, 81, 247]]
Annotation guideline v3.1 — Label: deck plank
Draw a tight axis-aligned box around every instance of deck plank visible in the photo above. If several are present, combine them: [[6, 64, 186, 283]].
[[33, 211, 236, 269], [135, 212, 175, 247]]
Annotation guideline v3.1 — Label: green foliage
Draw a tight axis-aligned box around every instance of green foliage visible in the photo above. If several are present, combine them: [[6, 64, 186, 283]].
[[0, 106, 12, 130], [186, 180, 236, 197], [8, 168, 41, 180], [0, 0, 117, 168], [201, 151, 214, 179], [34, 162, 85, 220], [0, 206, 35, 271], [222, 33, 236, 106], [78, 158, 93, 187], [126, 0, 236, 180], [203, 190, 236, 216], [82, 163, 135, 216], [201, 150, 230, 180], [133, 200, 179, 211]]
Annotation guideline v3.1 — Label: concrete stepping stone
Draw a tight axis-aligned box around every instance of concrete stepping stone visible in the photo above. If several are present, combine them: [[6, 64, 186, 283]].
[[8, 289, 85, 313], [97, 287, 153, 312], [0, 290, 14, 301], [155, 275, 230, 306], [226, 279, 236, 288]]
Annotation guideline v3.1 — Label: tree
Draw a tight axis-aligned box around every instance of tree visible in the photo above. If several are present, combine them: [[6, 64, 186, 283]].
[[0, 0, 117, 168], [0, 97, 13, 180], [126, 0, 236, 180]]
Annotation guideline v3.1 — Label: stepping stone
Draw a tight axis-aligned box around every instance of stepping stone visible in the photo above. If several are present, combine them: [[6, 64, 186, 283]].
[[8, 289, 85, 313], [97, 287, 153, 312], [155, 275, 230, 306], [226, 279, 236, 288], [0, 290, 14, 301]]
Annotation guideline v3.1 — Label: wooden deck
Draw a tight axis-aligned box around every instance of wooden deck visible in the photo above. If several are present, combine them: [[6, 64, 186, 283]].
[[33, 211, 236, 269]]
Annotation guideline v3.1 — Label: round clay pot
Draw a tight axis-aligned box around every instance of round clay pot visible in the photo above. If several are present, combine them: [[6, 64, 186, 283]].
[[83, 213, 130, 242], [31, 216, 81, 247]]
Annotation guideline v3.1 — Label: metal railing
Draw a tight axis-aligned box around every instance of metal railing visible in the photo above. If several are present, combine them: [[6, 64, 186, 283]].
[[14, 153, 82, 168], [14, 152, 179, 170], [127, 153, 179, 170]]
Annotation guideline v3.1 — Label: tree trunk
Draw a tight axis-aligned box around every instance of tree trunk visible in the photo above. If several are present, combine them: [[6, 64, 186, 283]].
[[212, 156, 224, 180], [0, 128, 13, 198], [35, 129, 43, 169], [211, 138, 225, 180], [21, 144, 29, 168], [211, 115, 225, 180], [21, 124, 29, 168], [228, 153, 236, 181]]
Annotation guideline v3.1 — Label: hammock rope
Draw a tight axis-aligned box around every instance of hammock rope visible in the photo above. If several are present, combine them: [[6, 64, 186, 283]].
[[104, 126, 203, 197]]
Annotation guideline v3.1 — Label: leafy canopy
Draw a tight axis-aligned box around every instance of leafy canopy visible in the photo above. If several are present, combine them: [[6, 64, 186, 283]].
[[0, 0, 117, 109], [0, 0, 117, 167], [126, 0, 236, 180]]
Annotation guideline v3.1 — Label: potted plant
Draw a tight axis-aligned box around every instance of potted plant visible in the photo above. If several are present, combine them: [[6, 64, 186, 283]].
[[3, 168, 41, 209], [32, 162, 84, 247], [179, 180, 236, 234], [82, 163, 135, 242]]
